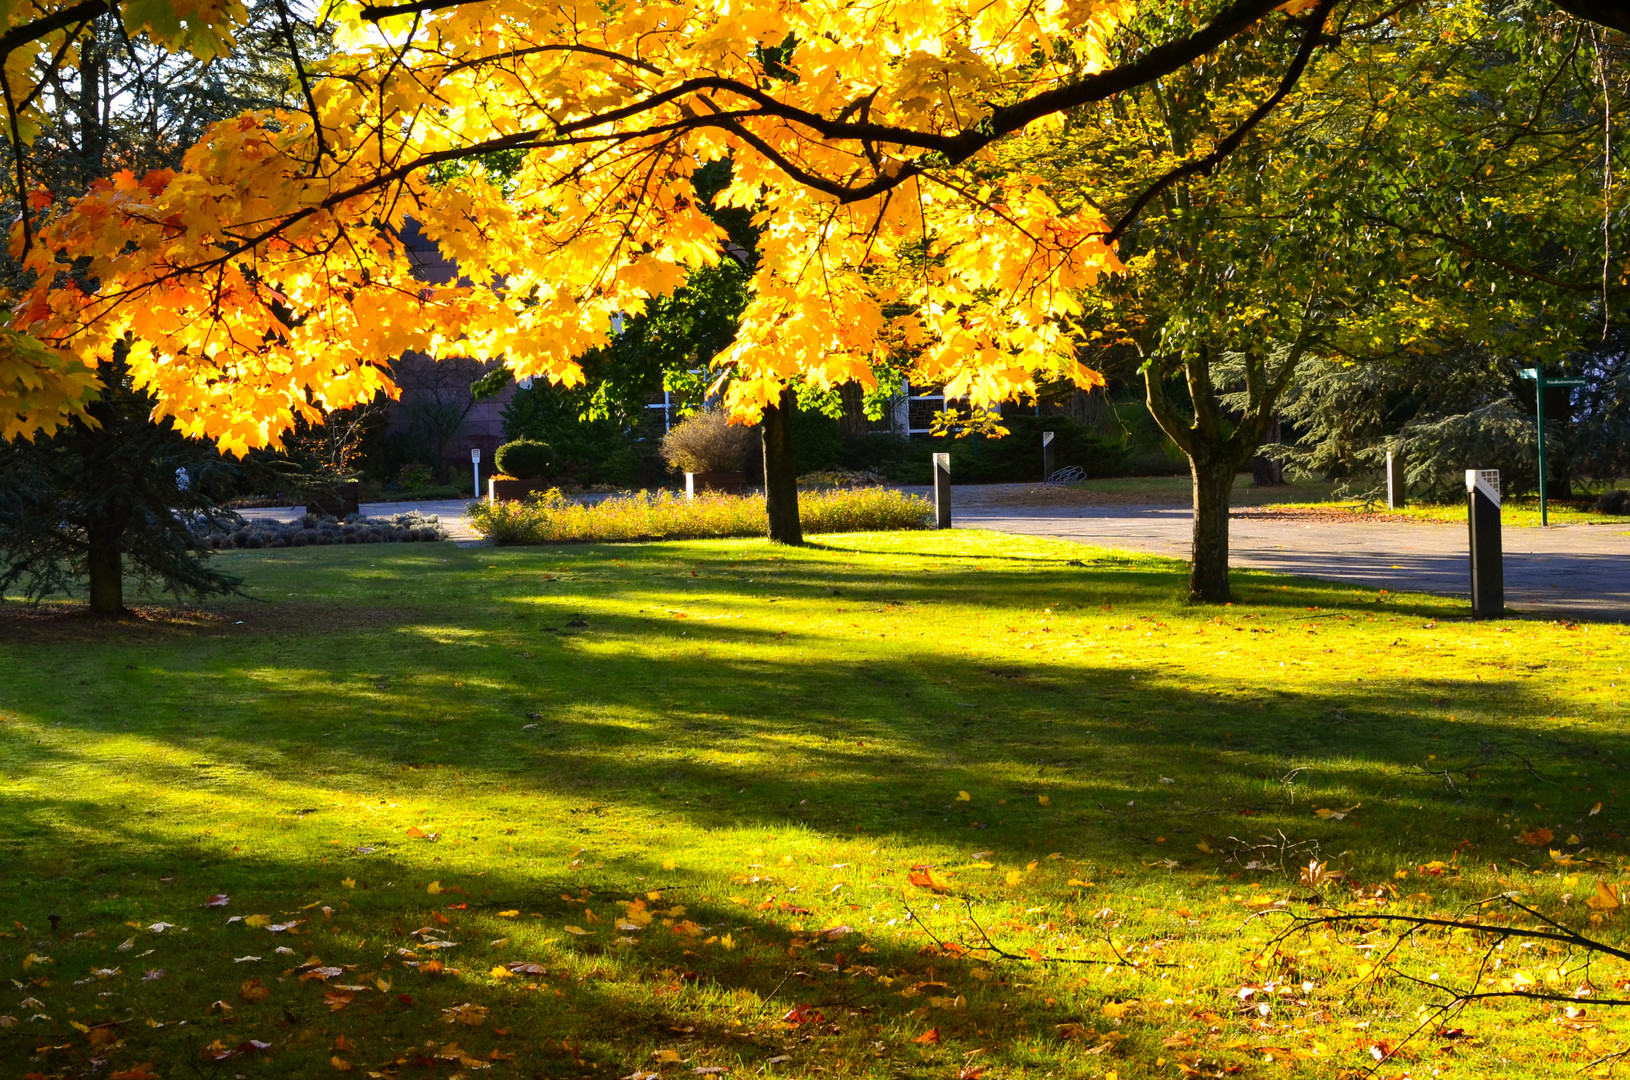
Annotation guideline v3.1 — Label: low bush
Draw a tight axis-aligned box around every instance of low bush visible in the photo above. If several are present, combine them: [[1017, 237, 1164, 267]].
[[194, 511, 448, 549], [660, 408, 757, 474], [468, 487, 932, 544], [494, 439, 552, 479], [797, 467, 890, 489], [1598, 489, 1630, 515]]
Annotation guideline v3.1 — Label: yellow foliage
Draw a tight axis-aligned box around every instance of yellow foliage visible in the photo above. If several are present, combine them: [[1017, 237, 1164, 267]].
[[0, 0, 1131, 446]]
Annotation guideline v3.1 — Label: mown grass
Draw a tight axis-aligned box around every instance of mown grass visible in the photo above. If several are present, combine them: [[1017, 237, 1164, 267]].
[[469, 488, 932, 544], [2, 531, 1628, 1080]]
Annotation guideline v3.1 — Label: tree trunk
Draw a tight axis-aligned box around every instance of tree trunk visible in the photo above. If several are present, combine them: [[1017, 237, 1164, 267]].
[[761, 386, 803, 545], [86, 526, 124, 616], [1190, 453, 1236, 603]]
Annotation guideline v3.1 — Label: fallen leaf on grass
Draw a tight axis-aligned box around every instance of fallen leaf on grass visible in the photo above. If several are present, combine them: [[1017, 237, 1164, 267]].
[[204, 894, 230, 908], [330, 1055, 353, 1071], [202, 1039, 271, 1061], [324, 991, 355, 1011], [907, 866, 952, 894], [505, 962, 546, 975], [441, 1002, 488, 1026], [913, 1028, 941, 1044], [239, 979, 271, 1002], [956, 791, 971, 802], [1520, 827, 1555, 847], [341, 877, 355, 889], [495, 909, 519, 918], [109, 1066, 158, 1080], [243, 914, 270, 929], [1586, 880, 1622, 912], [406, 826, 439, 841], [653, 1049, 682, 1063], [564, 926, 591, 936]]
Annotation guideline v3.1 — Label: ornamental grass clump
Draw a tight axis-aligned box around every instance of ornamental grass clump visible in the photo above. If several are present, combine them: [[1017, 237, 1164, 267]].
[[659, 408, 757, 474], [468, 487, 931, 544]]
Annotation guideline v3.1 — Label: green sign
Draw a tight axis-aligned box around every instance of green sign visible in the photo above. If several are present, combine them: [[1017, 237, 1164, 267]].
[[1517, 367, 1587, 526]]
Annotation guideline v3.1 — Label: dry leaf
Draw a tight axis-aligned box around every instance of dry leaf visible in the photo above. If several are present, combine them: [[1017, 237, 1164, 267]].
[[1520, 827, 1556, 847], [1586, 880, 1621, 912]]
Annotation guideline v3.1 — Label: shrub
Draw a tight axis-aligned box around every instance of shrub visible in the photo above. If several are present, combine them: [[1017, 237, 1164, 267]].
[[798, 468, 890, 489], [660, 409, 757, 474], [468, 487, 931, 544], [1597, 489, 1630, 515], [494, 439, 553, 479]]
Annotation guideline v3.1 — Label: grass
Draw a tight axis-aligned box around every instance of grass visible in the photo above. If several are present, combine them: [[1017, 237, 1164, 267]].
[[468, 487, 932, 544], [2, 532, 1628, 1079]]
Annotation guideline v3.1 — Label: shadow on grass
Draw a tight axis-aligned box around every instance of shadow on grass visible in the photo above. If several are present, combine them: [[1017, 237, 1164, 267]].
[[2, 538, 1621, 1076]]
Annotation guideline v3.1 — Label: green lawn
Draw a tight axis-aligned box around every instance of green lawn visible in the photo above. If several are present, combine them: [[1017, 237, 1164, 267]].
[[2, 533, 1628, 1079]]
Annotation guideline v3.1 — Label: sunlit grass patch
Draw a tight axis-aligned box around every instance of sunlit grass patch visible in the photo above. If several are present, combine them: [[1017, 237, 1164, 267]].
[[1, 534, 1627, 1078]]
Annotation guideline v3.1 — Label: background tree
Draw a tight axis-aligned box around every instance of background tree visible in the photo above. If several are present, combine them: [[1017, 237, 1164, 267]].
[[0, 0, 326, 612], [1022, 0, 1626, 600]]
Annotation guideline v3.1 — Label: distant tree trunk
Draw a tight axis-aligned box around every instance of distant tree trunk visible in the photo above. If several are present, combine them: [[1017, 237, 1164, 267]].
[[1190, 452, 1237, 603], [761, 386, 802, 545], [1144, 334, 1310, 604], [1249, 416, 1285, 486], [86, 523, 124, 616]]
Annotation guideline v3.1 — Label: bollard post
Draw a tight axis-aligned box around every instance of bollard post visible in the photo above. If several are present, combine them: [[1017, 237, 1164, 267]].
[[1386, 451, 1405, 510], [471, 447, 482, 500], [1466, 469, 1503, 618], [1042, 431, 1054, 482], [933, 452, 951, 529]]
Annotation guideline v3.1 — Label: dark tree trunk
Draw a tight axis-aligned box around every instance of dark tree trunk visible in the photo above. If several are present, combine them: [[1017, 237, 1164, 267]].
[[1190, 453, 1236, 603], [1248, 416, 1284, 486], [86, 526, 124, 616], [761, 386, 802, 545]]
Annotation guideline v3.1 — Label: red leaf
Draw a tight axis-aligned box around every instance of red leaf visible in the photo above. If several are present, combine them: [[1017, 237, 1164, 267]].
[[913, 1027, 941, 1044]]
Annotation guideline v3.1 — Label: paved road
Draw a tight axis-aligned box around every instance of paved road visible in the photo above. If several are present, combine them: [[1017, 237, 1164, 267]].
[[957, 502, 1630, 622], [241, 491, 1630, 621]]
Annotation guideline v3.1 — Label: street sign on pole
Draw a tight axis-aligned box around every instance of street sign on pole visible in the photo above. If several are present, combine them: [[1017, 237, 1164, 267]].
[[1516, 367, 1586, 527]]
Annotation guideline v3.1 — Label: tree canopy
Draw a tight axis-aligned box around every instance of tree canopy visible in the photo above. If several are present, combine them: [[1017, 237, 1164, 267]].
[[0, 0, 1625, 452]]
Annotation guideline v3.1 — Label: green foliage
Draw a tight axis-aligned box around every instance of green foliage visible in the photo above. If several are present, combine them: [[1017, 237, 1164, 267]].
[[467, 488, 932, 544], [501, 381, 650, 488], [0, 365, 242, 607], [494, 439, 553, 480]]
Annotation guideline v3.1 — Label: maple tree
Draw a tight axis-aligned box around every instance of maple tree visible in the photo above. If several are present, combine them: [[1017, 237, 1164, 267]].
[[0, 0, 1624, 527]]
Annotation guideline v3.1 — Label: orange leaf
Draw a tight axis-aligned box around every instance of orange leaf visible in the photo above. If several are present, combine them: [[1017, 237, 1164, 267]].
[[1519, 827, 1555, 847], [913, 1027, 941, 1044], [907, 866, 952, 894], [110, 1067, 158, 1080]]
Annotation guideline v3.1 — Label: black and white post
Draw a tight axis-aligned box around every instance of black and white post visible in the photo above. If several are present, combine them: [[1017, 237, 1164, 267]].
[[933, 452, 951, 529], [1386, 450, 1405, 510], [1042, 431, 1055, 482], [1466, 469, 1503, 618]]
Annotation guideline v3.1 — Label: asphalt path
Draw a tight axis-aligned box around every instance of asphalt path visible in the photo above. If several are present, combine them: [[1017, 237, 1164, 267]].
[[956, 502, 1630, 622], [240, 490, 1630, 622]]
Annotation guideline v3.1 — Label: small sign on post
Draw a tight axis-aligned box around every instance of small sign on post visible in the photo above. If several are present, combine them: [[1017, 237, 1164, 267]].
[[1517, 367, 1587, 526], [1466, 468, 1503, 618], [1042, 430, 1055, 482], [471, 447, 482, 500], [933, 452, 951, 529]]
